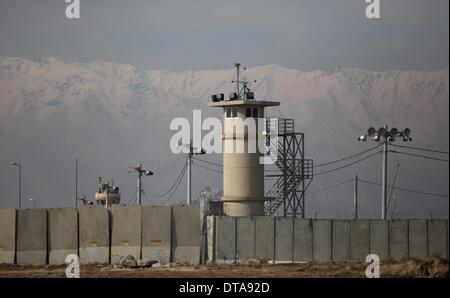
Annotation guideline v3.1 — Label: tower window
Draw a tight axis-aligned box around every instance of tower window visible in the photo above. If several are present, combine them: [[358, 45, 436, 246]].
[[226, 107, 238, 118], [245, 108, 259, 118]]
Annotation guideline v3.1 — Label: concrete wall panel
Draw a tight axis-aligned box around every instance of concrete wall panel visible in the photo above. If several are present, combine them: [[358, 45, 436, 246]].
[[0, 209, 16, 264], [294, 219, 312, 262], [255, 216, 274, 261], [111, 205, 142, 263], [370, 220, 389, 258], [236, 217, 256, 260], [428, 219, 448, 259], [274, 217, 294, 263], [142, 206, 171, 264], [389, 220, 409, 259], [332, 220, 351, 261], [17, 209, 47, 265], [351, 220, 370, 261], [313, 220, 332, 262], [215, 216, 236, 263], [408, 220, 427, 258], [78, 206, 110, 264], [172, 205, 201, 264], [48, 208, 78, 265]]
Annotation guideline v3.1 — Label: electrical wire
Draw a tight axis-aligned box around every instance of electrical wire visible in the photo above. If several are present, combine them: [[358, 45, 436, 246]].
[[389, 150, 449, 162], [306, 178, 355, 195], [390, 143, 449, 155], [146, 158, 188, 198], [192, 157, 222, 167], [358, 179, 449, 198], [126, 188, 138, 205], [315, 150, 382, 176], [314, 143, 382, 168], [192, 160, 223, 174]]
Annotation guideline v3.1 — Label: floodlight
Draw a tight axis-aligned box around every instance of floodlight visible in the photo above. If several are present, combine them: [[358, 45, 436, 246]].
[[390, 127, 398, 137], [378, 127, 386, 136], [373, 135, 380, 142], [367, 127, 376, 137], [403, 128, 411, 137], [358, 135, 367, 141]]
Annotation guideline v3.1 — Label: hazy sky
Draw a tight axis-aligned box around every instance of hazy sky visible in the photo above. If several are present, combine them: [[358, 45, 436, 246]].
[[0, 0, 448, 71]]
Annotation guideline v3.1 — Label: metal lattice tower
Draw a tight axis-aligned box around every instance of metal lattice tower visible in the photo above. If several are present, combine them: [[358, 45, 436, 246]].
[[264, 118, 313, 217]]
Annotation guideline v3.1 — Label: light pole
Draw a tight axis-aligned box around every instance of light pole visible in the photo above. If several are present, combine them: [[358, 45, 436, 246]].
[[29, 197, 36, 209], [358, 126, 412, 219], [178, 140, 205, 205], [10, 162, 22, 210], [128, 164, 153, 206]]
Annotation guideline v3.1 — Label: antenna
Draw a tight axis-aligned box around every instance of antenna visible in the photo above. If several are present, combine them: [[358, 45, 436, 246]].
[[231, 63, 256, 100]]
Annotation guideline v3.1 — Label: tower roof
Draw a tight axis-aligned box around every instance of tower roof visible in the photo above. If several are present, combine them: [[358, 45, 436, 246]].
[[208, 99, 280, 108]]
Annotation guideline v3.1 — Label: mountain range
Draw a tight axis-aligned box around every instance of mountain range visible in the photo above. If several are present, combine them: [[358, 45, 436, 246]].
[[0, 56, 448, 218]]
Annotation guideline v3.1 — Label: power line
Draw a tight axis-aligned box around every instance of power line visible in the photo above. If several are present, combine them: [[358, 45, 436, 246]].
[[192, 157, 222, 167], [306, 178, 354, 195], [126, 188, 138, 205], [315, 151, 382, 176], [359, 179, 449, 198], [146, 158, 188, 198], [314, 143, 382, 168], [390, 143, 449, 155], [389, 150, 449, 162], [192, 160, 223, 174], [193, 157, 280, 172]]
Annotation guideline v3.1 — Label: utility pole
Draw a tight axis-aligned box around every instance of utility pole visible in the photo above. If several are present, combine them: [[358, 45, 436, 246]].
[[382, 129, 388, 220], [10, 162, 22, 210], [358, 126, 411, 220], [128, 164, 153, 206], [178, 140, 205, 205], [187, 153, 192, 206], [75, 158, 78, 209], [354, 174, 358, 219]]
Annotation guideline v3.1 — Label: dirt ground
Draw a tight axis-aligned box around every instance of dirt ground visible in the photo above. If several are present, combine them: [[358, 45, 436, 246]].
[[0, 257, 447, 278]]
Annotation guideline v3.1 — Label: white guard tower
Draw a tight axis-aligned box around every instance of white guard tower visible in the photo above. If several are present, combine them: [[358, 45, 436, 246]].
[[208, 63, 280, 216]]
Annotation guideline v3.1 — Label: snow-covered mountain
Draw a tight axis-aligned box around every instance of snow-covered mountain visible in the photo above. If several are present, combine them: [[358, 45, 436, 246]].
[[0, 56, 448, 218]]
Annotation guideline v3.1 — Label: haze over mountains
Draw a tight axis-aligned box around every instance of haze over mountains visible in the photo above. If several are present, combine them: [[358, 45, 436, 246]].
[[0, 56, 448, 218]]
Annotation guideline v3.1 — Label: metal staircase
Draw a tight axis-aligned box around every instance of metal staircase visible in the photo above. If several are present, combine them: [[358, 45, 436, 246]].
[[264, 118, 313, 217]]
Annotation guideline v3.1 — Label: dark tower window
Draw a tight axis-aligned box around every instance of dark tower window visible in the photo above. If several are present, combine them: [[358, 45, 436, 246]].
[[245, 108, 259, 118]]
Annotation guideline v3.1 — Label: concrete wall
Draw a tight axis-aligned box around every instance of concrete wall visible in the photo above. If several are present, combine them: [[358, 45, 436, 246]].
[[351, 220, 370, 261], [172, 205, 201, 264], [294, 219, 312, 262], [370, 220, 389, 258], [408, 219, 427, 258], [16, 209, 47, 265], [215, 216, 236, 263], [142, 206, 171, 264], [313, 220, 332, 262], [332, 220, 351, 261], [274, 217, 294, 262], [78, 206, 110, 264], [0, 209, 16, 264], [207, 217, 449, 264], [389, 220, 409, 259], [48, 208, 78, 265], [236, 217, 256, 260], [1, 207, 449, 265], [428, 219, 448, 259], [255, 216, 274, 261], [111, 205, 142, 263]]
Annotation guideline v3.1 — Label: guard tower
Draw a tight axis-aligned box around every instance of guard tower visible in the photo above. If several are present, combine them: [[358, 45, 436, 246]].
[[208, 63, 280, 216]]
